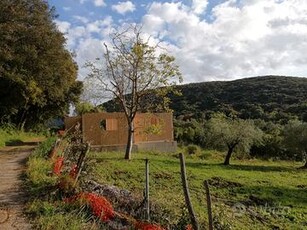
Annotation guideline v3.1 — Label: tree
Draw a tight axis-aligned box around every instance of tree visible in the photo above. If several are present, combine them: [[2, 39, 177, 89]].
[[206, 114, 263, 165], [174, 118, 206, 146], [283, 120, 307, 168], [250, 120, 285, 160], [0, 0, 82, 129], [74, 101, 102, 115], [86, 25, 182, 160]]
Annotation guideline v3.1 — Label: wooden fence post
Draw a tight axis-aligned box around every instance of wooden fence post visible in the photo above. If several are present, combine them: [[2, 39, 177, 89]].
[[145, 158, 150, 221], [73, 143, 90, 187], [179, 153, 199, 230], [204, 180, 213, 230]]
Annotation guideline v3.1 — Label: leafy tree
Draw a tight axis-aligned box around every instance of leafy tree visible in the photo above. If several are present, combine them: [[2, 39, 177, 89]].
[[250, 120, 286, 160], [74, 101, 102, 115], [206, 114, 263, 165], [283, 120, 307, 168], [0, 0, 82, 129], [86, 25, 182, 159], [174, 118, 206, 146]]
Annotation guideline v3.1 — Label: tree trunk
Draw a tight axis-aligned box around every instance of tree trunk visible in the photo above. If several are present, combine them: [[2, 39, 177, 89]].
[[125, 122, 134, 160], [224, 146, 235, 165], [300, 152, 307, 169], [18, 112, 27, 131], [18, 103, 28, 131]]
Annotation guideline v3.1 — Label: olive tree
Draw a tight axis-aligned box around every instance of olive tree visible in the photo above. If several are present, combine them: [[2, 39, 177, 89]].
[[283, 120, 307, 168], [207, 114, 263, 165], [86, 25, 182, 160]]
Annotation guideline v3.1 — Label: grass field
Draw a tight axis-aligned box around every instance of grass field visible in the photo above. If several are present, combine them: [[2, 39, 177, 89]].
[[86, 150, 307, 229], [0, 128, 42, 147]]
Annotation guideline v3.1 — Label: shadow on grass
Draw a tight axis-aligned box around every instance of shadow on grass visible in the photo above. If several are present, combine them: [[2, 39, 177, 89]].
[[220, 164, 295, 172], [233, 185, 307, 206], [180, 161, 296, 172], [5, 139, 41, 146], [142, 158, 297, 173], [5, 139, 24, 146]]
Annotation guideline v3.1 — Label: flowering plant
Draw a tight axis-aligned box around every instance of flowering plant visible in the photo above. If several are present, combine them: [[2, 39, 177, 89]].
[[53, 157, 64, 175], [66, 192, 114, 222]]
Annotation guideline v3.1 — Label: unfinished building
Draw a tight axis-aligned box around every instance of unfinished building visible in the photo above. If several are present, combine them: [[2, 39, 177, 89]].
[[64, 112, 177, 152]]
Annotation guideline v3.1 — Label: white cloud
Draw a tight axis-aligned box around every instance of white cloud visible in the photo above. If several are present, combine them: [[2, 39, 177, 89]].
[[54, 15, 114, 81], [112, 1, 136, 15], [63, 7, 71, 11], [94, 0, 105, 7], [55, 0, 307, 83], [79, 0, 106, 7], [73, 16, 89, 24], [142, 0, 307, 82], [54, 20, 71, 34], [192, 0, 208, 15]]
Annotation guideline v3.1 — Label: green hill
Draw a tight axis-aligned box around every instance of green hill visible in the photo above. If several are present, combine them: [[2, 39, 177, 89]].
[[103, 75, 307, 123], [170, 75, 307, 123]]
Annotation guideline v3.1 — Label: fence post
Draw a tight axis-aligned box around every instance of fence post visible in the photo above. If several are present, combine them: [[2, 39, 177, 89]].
[[145, 158, 150, 221], [179, 153, 199, 230], [204, 180, 213, 230], [73, 143, 90, 187]]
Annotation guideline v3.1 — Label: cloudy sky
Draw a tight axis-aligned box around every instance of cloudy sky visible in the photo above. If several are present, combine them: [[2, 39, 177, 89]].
[[49, 0, 307, 83]]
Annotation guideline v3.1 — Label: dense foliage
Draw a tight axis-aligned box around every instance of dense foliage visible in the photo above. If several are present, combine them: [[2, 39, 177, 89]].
[[170, 76, 307, 123], [171, 76, 307, 162], [282, 120, 307, 168], [0, 0, 82, 130]]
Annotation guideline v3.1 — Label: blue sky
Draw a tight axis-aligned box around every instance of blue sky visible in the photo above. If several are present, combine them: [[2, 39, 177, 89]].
[[48, 0, 307, 84]]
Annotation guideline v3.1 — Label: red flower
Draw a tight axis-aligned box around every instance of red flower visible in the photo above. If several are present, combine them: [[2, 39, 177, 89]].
[[186, 224, 193, 230], [53, 157, 64, 175], [135, 222, 166, 230]]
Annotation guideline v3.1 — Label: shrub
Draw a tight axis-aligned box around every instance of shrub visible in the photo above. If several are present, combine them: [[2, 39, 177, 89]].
[[185, 144, 201, 155], [32, 136, 57, 158]]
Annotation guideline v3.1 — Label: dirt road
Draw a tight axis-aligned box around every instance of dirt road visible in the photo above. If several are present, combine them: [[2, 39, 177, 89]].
[[0, 146, 34, 230]]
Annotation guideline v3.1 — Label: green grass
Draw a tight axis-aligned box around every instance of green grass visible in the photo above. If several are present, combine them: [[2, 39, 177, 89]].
[[0, 127, 42, 147], [87, 150, 307, 229], [26, 199, 95, 230], [25, 138, 307, 229], [26, 137, 98, 230]]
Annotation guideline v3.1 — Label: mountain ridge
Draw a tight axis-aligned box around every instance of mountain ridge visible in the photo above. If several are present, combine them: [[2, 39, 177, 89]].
[[103, 75, 307, 123], [170, 75, 307, 122]]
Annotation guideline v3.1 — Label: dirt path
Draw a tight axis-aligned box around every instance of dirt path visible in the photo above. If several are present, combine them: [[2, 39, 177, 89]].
[[0, 146, 35, 230]]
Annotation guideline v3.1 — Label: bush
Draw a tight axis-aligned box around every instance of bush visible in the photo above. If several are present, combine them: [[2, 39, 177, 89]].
[[32, 136, 57, 158], [185, 144, 201, 155]]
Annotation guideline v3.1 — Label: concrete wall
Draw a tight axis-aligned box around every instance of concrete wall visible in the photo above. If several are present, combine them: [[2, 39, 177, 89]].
[[136, 141, 177, 153]]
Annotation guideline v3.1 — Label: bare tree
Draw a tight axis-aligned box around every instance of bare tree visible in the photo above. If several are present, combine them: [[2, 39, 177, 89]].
[[86, 25, 182, 160]]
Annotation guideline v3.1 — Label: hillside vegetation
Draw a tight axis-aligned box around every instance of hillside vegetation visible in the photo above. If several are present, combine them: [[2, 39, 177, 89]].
[[170, 75, 307, 123]]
